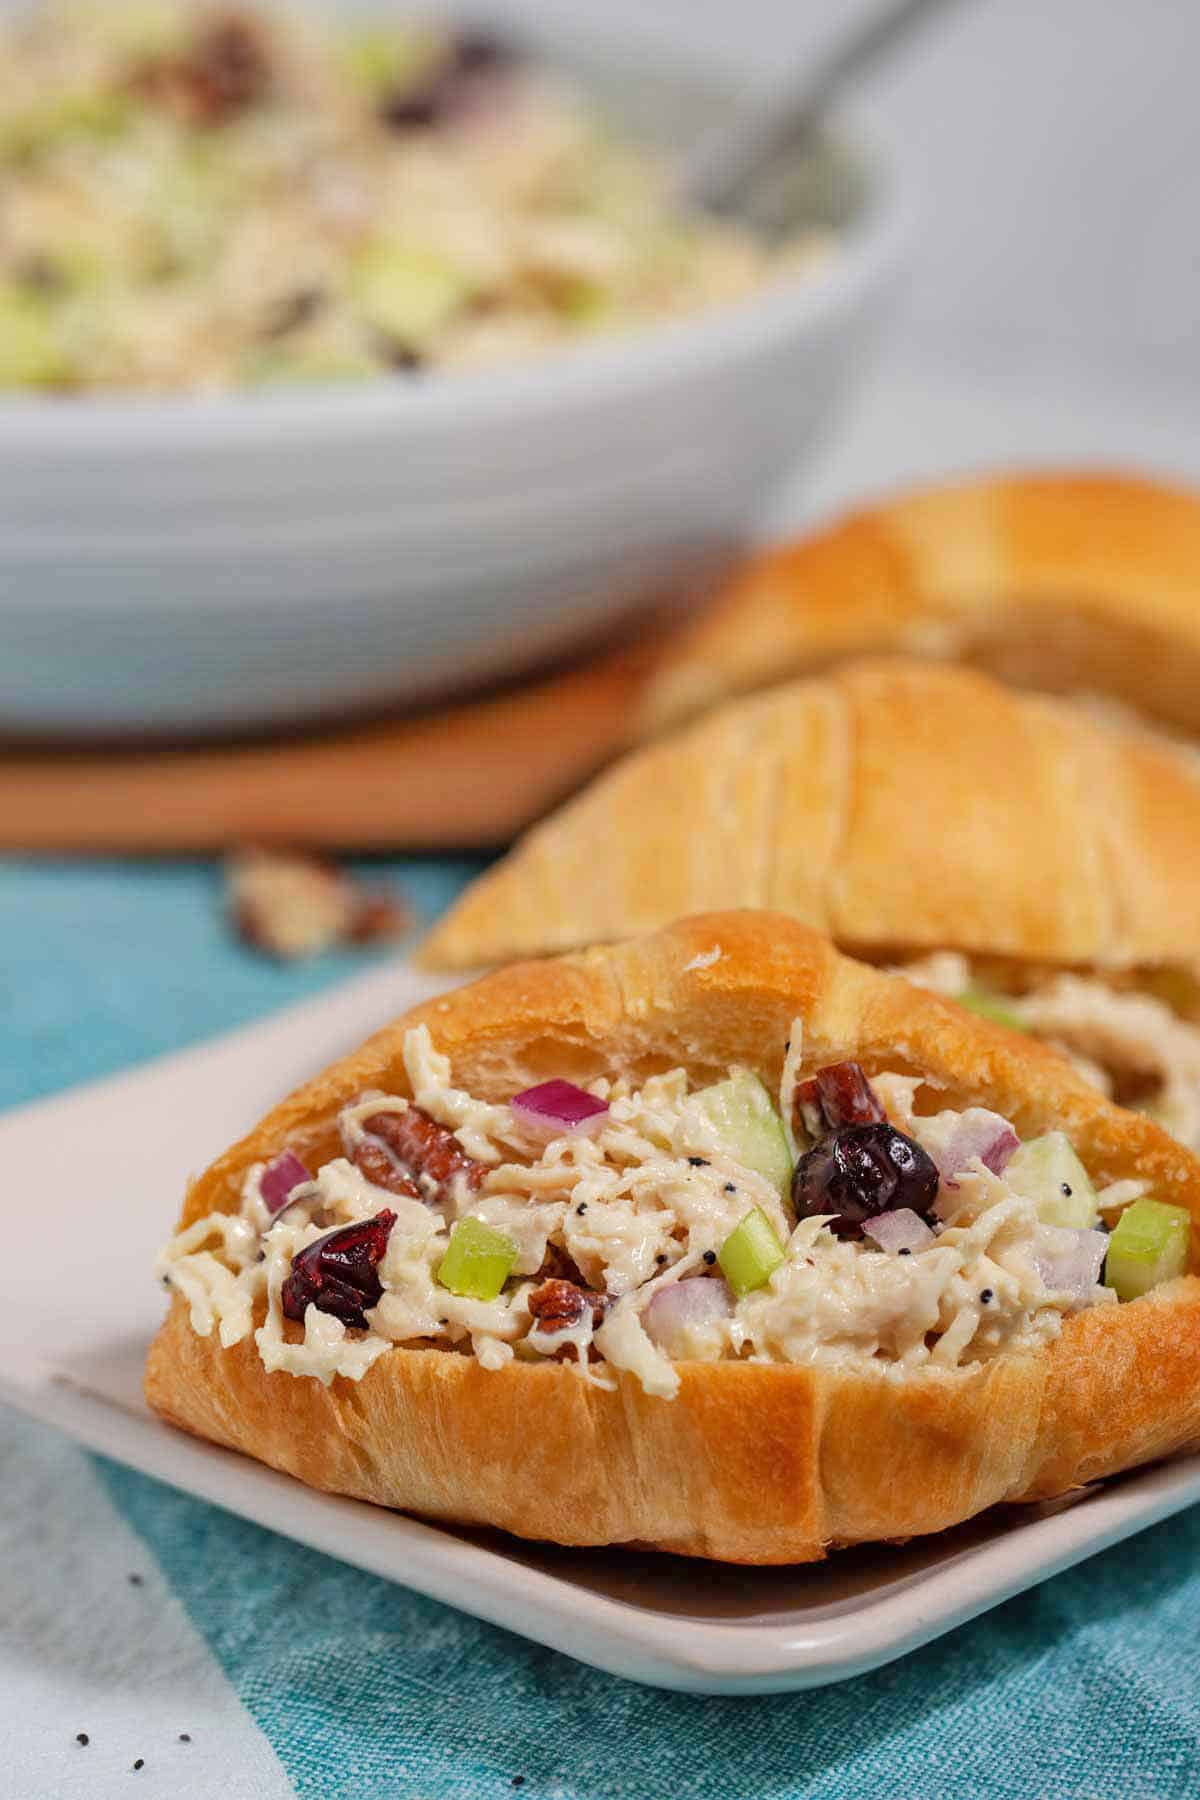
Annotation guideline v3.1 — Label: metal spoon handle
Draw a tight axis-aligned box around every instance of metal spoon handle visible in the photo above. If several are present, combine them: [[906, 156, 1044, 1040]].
[[680, 0, 965, 215]]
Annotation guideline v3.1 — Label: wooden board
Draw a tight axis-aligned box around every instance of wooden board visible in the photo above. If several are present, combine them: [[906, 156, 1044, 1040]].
[[0, 635, 665, 852]]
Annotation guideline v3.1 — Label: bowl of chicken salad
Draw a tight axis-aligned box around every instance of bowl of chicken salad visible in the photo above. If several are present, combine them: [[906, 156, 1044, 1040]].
[[0, 1, 909, 736]]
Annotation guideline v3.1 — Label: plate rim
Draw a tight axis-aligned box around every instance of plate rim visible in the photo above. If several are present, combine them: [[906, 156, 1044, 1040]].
[[4, 956, 1200, 1694], [7, 1350, 1200, 1695]]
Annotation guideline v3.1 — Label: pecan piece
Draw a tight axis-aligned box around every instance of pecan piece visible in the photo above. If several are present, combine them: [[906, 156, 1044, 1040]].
[[361, 1106, 483, 1207], [351, 1137, 420, 1200], [528, 1278, 606, 1334], [533, 1243, 589, 1286], [132, 13, 270, 127], [795, 1060, 885, 1140]]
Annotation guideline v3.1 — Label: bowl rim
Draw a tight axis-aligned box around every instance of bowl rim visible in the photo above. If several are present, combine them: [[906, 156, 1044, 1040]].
[[0, 71, 914, 453]]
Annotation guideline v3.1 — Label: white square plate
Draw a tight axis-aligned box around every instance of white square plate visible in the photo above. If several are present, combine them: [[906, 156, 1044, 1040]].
[[4, 960, 1199, 1696]]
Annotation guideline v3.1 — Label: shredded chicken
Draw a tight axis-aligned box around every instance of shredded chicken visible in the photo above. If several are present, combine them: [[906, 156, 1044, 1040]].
[[160, 1021, 1120, 1395], [897, 955, 1200, 1152], [0, 2, 827, 392]]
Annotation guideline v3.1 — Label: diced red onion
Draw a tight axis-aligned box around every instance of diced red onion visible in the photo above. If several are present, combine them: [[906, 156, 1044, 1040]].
[[931, 1108, 1019, 1189], [260, 1150, 311, 1215], [511, 1079, 609, 1139], [1032, 1227, 1109, 1302], [862, 1208, 936, 1254], [644, 1277, 732, 1357]]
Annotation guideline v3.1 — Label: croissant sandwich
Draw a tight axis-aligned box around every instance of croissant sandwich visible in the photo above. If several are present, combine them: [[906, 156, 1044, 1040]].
[[147, 912, 1200, 1564], [640, 470, 1200, 739], [423, 660, 1200, 1153]]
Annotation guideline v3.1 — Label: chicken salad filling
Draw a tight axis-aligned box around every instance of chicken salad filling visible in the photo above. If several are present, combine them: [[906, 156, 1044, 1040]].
[[899, 952, 1200, 1153], [0, 2, 828, 392], [159, 1023, 1192, 1398]]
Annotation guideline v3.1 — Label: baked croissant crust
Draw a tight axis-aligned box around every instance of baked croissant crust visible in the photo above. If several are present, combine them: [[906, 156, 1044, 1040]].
[[420, 658, 1200, 975], [640, 470, 1200, 738], [146, 912, 1200, 1564]]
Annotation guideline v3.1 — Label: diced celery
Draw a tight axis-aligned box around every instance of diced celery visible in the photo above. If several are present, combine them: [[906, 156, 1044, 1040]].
[[556, 279, 611, 326], [1105, 1199, 1191, 1301], [351, 242, 471, 344], [691, 1072, 792, 1200], [958, 986, 1025, 1033], [1005, 1132, 1099, 1229], [1, 91, 132, 162], [0, 289, 68, 389], [718, 1207, 785, 1299], [339, 25, 437, 94], [436, 1217, 518, 1302]]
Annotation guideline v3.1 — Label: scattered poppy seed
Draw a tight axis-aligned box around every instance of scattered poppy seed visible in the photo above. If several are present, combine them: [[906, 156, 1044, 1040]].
[[655, 1254, 667, 1265], [723, 1183, 737, 1195], [75, 1733, 89, 1746], [179, 1734, 192, 1744], [702, 1250, 716, 1266], [133, 1760, 144, 1772], [128, 1573, 144, 1586], [980, 1288, 994, 1304], [898, 1247, 912, 1257], [686, 1157, 708, 1168], [1061, 1183, 1072, 1196], [576, 1202, 587, 1215]]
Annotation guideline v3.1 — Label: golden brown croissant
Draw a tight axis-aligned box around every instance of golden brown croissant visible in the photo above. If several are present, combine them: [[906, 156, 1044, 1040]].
[[641, 471, 1200, 738], [147, 913, 1200, 1564], [422, 658, 1200, 976]]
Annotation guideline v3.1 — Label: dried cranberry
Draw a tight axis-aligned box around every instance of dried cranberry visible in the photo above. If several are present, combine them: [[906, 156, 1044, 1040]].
[[378, 30, 518, 131], [449, 32, 518, 73], [378, 83, 442, 129], [795, 1061, 886, 1140], [281, 1210, 396, 1330], [792, 1124, 938, 1240]]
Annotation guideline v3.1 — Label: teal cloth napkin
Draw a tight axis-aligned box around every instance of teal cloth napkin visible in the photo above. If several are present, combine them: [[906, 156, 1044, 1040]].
[[4, 856, 1198, 1799]]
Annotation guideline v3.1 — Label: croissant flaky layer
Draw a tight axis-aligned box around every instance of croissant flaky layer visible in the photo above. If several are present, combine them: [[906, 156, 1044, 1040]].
[[420, 659, 1200, 973], [640, 470, 1200, 738], [146, 913, 1200, 1562]]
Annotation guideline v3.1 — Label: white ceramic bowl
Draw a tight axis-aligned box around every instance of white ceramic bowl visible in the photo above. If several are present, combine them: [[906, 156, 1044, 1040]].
[[0, 29, 910, 737]]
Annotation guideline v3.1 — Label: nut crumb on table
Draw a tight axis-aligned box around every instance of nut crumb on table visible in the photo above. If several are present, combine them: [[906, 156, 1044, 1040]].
[[226, 847, 412, 960]]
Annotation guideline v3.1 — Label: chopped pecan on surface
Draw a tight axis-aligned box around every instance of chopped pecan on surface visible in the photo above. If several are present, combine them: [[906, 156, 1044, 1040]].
[[361, 1107, 484, 1207], [528, 1278, 606, 1333], [226, 848, 412, 961], [344, 891, 414, 944]]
